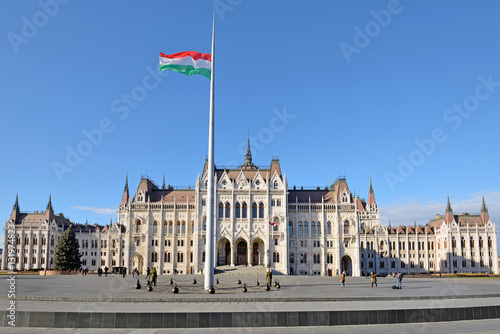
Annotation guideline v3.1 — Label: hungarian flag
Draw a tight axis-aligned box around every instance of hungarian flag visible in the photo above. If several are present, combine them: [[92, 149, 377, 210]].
[[159, 51, 212, 79], [269, 221, 278, 226]]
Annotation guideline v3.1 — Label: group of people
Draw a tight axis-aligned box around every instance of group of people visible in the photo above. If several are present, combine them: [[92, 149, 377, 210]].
[[96, 267, 109, 277], [339, 270, 404, 289], [145, 267, 158, 286]]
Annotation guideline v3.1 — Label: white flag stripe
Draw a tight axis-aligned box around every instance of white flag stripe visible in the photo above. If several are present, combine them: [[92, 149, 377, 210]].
[[159, 56, 211, 70]]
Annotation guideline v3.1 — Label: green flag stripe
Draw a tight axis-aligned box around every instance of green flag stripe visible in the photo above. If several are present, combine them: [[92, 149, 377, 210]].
[[159, 64, 211, 79]]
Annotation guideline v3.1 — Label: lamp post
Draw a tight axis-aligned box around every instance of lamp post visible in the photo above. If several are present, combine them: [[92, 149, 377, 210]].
[[267, 249, 270, 268]]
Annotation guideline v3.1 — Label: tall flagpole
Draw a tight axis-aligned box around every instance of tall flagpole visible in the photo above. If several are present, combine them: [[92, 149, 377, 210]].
[[204, 11, 215, 291]]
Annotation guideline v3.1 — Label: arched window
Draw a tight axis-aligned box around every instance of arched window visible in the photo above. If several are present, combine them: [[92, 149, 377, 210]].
[[252, 203, 258, 218], [304, 222, 308, 235], [259, 202, 264, 218], [190, 252, 193, 263], [298, 222, 303, 235], [33, 236, 38, 246], [181, 222, 186, 234], [169, 221, 173, 234], [42, 236, 46, 246], [176, 222, 181, 234], [218, 202, 224, 218], [153, 221, 158, 234], [50, 236, 54, 246], [290, 253, 294, 263], [163, 221, 168, 234], [479, 237, 483, 248], [242, 202, 248, 218], [164, 252, 171, 262], [380, 241, 384, 250], [380, 261, 385, 268], [470, 237, 474, 248], [343, 221, 349, 234], [235, 203, 241, 218], [288, 221, 293, 235], [488, 237, 492, 248], [317, 222, 321, 235], [202, 251, 206, 262], [311, 222, 316, 235], [274, 180, 278, 188], [136, 220, 142, 233], [225, 202, 231, 218], [151, 252, 158, 263], [191, 221, 194, 234], [177, 252, 184, 263], [327, 222, 332, 235]]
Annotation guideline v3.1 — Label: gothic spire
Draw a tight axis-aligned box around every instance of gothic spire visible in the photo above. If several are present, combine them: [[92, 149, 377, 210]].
[[13, 194, 20, 211], [46, 194, 53, 211], [481, 196, 490, 223], [121, 174, 130, 205], [162, 173, 166, 190], [245, 131, 252, 164], [239, 131, 257, 169], [481, 195, 488, 213], [446, 195, 452, 212], [369, 175, 373, 193]]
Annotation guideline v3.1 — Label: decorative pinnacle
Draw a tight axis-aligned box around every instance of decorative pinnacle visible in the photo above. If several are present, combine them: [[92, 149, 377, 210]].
[[369, 176, 373, 193], [481, 196, 488, 213], [446, 195, 452, 212]]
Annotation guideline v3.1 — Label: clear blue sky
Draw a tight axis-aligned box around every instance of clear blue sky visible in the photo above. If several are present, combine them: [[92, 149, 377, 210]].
[[1, 1, 500, 250]]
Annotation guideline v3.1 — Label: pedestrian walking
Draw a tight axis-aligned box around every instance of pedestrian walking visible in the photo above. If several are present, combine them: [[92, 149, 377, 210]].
[[146, 267, 151, 282], [265, 268, 272, 286], [396, 272, 403, 289], [122, 267, 127, 278], [151, 267, 157, 286], [104, 266, 108, 277], [340, 272, 345, 287], [371, 271, 378, 288]]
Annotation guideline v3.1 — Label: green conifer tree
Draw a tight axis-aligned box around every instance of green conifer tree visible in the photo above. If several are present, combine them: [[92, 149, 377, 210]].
[[55, 227, 82, 270]]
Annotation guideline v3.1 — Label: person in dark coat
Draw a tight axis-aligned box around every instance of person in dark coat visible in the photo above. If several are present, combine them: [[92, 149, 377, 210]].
[[397, 272, 404, 289], [265, 268, 272, 286]]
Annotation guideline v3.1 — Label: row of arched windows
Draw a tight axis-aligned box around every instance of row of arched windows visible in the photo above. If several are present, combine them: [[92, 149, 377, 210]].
[[16, 235, 53, 246], [218, 202, 266, 219], [135, 220, 195, 235], [151, 251, 195, 263], [289, 221, 332, 235]]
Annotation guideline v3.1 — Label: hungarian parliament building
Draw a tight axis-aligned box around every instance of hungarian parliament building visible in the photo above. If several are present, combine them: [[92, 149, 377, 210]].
[[2, 145, 498, 276]]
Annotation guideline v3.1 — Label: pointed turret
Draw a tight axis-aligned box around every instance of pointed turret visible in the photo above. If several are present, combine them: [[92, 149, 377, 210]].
[[162, 173, 166, 190], [121, 174, 130, 205], [10, 195, 20, 221], [367, 176, 377, 208], [239, 132, 257, 169], [480, 196, 490, 223], [444, 196, 454, 224], [45, 194, 54, 221]]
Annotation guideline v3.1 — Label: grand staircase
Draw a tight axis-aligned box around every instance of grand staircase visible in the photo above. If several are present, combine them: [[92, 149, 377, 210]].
[[215, 265, 267, 276]]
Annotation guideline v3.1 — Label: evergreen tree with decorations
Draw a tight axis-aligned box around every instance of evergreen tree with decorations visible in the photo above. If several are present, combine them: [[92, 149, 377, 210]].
[[55, 227, 82, 270]]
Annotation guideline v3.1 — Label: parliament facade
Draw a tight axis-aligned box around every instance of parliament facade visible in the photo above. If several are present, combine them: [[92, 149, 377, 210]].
[[3, 146, 498, 276]]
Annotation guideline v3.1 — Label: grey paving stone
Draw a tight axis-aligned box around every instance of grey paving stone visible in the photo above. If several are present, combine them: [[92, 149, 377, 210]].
[[53, 312, 66, 328], [163, 312, 175, 328], [481, 306, 490, 319], [396, 309, 406, 323], [244, 311, 254, 327], [298, 311, 308, 326], [174, 313, 187, 328], [210, 312, 221, 328], [126, 313, 140, 328], [317, 311, 328, 326], [221, 312, 232, 327], [339, 311, 349, 325], [386, 309, 396, 324], [65, 312, 78, 328], [276, 312, 287, 327], [90, 312, 103, 328], [307, 311, 318, 326], [186, 312, 199, 328], [287, 312, 298, 327], [329, 311, 339, 326], [139, 313, 151, 328], [473, 307, 481, 320], [262, 311, 274, 327], [348, 310, 359, 325], [232, 312, 244, 327], [102, 312, 115, 328], [488, 305, 497, 319], [28, 311, 54, 327], [357, 310, 368, 325], [151, 313, 163, 328]]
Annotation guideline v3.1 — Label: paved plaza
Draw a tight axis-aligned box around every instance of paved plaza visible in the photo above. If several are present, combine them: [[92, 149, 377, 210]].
[[1, 273, 500, 330]]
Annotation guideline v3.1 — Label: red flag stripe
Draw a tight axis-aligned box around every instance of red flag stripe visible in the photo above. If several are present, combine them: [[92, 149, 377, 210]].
[[160, 51, 211, 62]]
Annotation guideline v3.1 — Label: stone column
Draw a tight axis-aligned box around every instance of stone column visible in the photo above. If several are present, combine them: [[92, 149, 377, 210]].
[[247, 242, 252, 266]]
